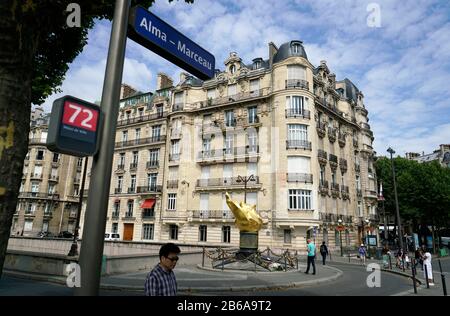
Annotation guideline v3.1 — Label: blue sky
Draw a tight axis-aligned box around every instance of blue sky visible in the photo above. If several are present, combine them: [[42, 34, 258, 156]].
[[38, 0, 450, 156]]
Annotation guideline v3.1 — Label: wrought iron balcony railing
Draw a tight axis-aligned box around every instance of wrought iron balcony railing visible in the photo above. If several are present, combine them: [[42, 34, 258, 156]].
[[286, 140, 312, 150], [285, 109, 311, 119], [286, 173, 313, 183], [285, 79, 309, 90]]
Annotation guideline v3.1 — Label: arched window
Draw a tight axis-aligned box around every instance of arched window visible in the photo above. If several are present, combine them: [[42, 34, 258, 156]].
[[229, 65, 236, 74]]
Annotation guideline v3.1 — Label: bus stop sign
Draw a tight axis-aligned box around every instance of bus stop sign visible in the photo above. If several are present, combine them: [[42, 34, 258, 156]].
[[46, 95, 102, 157]]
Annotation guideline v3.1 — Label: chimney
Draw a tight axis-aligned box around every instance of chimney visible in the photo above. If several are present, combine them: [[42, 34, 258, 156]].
[[157, 73, 173, 90], [268, 42, 278, 69], [120, 83, 137, 99]]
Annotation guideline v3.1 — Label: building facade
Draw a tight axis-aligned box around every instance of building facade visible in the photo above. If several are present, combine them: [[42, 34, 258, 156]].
[[13, 110, 82, 237], [406, 144, 450, 168], [80, 40, 378, 250]]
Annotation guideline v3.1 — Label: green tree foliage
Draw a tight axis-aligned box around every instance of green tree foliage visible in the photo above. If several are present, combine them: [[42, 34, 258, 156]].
[[0, 0, 193, 279], [375, 157, 450, 231]]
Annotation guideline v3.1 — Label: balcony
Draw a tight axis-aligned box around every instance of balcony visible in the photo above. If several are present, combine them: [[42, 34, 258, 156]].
[[319, 212, 339, 223], [127, 187, 137, 194], [316, 122, 326, 138], [115, 135, 166, 149], [121, 215, 136, 221], [114, 188, 122, 194], [48, 175, 59, 182], [18, 192, 59, 200], [342, 215, 354, 224], [285, 109, 311, 119], [221, 118, 237, 129], [116, 112, 167, 127], [357, 189, 362, 198], [285, 79, 309, 90], [338, 133, 346, 147], [43, 212, 53, 219], [191, 210, 234, 220], [341, 185, 350, 200], [111, 212, 120, 220], [196, 176, 261, 189], [286, 173, 313, 183], [331, 183, 340, 198], [246, 115, 261, 127], [360, 122, 371, 130], [146, 161, 159, 169], [142, 211, 155, 220], [365, 190, 378, 199], [329, 154, 338, 169], [197, 146, 260, 164], [318, 149, 327, 165], [328, 127, 337, 143], [136, 185, 162, 193], [167, 180, 178, 189], [286, 140, 312, 150], [129, 163, 138, 171], [319, 181, 329, 196], [196, 88, 271, 109], [172, 103, 184, 112], [339, 158, 348, 173], [30, 173, 43, 180]]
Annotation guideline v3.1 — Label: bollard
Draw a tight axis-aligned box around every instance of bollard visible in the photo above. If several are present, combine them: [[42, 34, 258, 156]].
[[284, 251, 287, 272], [202, 246, 205, 267], [389, 254, 392, 270], [424, 264, 429, 288], [411, 258, 417, 294], [438, 259, 448, 296], [222, 252, 224, 271]]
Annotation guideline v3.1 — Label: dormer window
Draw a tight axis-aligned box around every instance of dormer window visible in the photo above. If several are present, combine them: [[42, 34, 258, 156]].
[[253, 61, 261, 70], [229, 65, 236, 74], [290, 41, 303, 54]]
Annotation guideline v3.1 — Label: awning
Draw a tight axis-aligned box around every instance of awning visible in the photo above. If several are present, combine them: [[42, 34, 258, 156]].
[[141, 199, 155, 209]]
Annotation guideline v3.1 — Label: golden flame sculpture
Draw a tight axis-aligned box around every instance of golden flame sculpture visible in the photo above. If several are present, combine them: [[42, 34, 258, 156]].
[[225, 192, 263, 232]]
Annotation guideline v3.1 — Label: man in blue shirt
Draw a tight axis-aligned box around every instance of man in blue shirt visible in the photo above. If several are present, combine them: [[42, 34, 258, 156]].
[[145, 243, 181, 296], [305, 239, 316, 275]]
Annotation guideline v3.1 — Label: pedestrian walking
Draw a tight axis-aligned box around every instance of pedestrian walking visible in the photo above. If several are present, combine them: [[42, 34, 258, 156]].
[[144, 243, 181, 296], [320, 241, 329, 265], [304, 239, 316, 275], [423, 250, 434, 286], [414, 248, 423, 271], [358, 244, 367, 266]]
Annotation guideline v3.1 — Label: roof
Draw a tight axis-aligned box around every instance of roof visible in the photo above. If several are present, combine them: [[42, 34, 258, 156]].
[[339, 78, 360, 102], [273, 40, 308, 64]]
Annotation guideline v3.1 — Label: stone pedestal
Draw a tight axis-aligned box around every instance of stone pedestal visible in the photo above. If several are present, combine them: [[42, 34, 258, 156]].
[[238, 231, 258, 257]]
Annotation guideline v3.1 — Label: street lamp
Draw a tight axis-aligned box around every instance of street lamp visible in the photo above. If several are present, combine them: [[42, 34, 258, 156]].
[[387, 147, 404, 252], [236, 174, 256, 203], [365, 218, 371, 256], [338, 219, 343, 257]]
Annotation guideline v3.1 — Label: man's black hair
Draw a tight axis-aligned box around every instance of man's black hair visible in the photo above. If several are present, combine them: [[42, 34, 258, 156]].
[[159, 243, 181, 259]]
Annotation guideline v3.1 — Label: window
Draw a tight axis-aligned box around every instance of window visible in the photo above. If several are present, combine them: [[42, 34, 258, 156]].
[[288, 124, 308, 143], [113, 201, 120, 217], [174, 92, 183, 105], [52, 153, 59, 163], [225, 110, 235, 127], [40, 131, 47, 142], [44, 203, 52, 214], [199, 225, 207, 242], [169, 225, 178, 240], [284, 229, 292, 244], [202, 138, 211, 154], [335, 230, 341, 246], [130, 175, 136, 192], [247, 132, 258, 152], [169, 167, 178, 180], [357, 201, 362, 217], [323, 229, 329, 245], [142, 224, 154, 240], [287, 65, 306, 80], [253, 60, 261, 70], [291, 42, 302, 54], [135, 128, 141, 140], [331, 171, 336, 185], [119, 153, 125, 166], [223, 164, 233, 184], [287, 156, 310, 174], [51, 167, 58, 177], [207, 89, 215, 100], [247, 192, 257, 208], [149, 149, 159, 166], [138, 108, 144, 117], [247, 162, 257, 177], [286, 96, 307, 115], [31, 182, 39, 194], [132, 151, 139, 164], [117, 176, 123, 191], [171, 140, 180, 160], [126, 200, 134, 217], [26, 203, 36, 214], [200, 194, 209, 214], [222, 226, 231, 243], [167, 193, 177, 211], [229, 65, 236, 75], [48, 184, 55, 194], [147, 173, 157, 191], [36, 149, 44, 160], [152, 125, 161, 139], [228, 84, 237, 96], [288, 189, 312, 210], [24, 220, 33, 232], [156, 105, 164, 117], [224, 134, 233, 154], [34, 165, 42, 177], [250, 79, 260, 92], [112, 223, 118, 234], [356, 175, 361, 190], [42, 221, 49, 233], [248, 106, 257, 123], [122, 131, 128, 142]]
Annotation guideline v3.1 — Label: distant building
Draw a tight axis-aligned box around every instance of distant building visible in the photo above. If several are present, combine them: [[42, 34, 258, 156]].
[[406, 144, 450, 167]]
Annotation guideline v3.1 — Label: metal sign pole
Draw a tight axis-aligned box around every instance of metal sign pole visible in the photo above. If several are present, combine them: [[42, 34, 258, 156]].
[[75, 0, 130, 296]]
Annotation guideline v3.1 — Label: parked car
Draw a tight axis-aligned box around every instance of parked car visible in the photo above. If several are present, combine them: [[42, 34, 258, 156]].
[[58, 231, 74, 239], [104, 233, 120, 241]]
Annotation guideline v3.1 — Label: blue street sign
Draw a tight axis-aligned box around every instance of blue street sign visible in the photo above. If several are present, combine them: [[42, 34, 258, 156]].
[[128, 6, 215, 80]]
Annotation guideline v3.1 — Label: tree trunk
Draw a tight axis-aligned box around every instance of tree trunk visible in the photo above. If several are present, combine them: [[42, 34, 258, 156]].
[[0, 1, 38, 278]]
